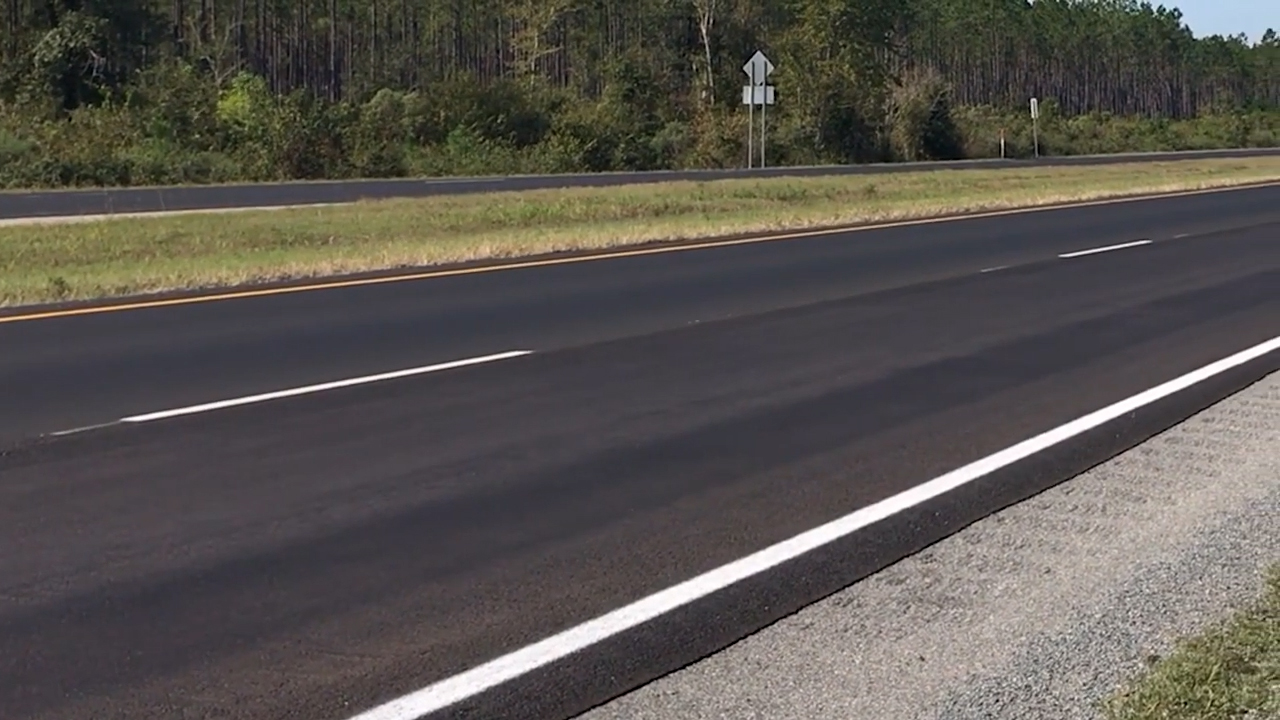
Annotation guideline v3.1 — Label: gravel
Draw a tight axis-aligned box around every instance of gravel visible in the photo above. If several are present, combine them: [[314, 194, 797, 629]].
[[579, 371, 1280, 720]]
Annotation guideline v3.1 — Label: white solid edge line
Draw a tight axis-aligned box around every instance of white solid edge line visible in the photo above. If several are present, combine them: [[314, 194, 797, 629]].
[[1058, 239, 1153, 259], [345, 333, 1280, 720], [120, 350, 533, 423]]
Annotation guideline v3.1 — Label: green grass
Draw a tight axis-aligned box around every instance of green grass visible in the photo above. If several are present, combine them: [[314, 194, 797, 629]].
[[1105, 566, 1280, 720], [1, 157, 1278, 308]]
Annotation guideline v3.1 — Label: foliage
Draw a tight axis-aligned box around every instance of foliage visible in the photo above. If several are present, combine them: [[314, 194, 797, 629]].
[[887, 67, 964, 161], [0, 0, 1275, 187]]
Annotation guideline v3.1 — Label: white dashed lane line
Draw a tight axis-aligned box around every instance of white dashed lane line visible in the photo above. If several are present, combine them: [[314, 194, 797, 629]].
[[1058, 239, 1154, 259]]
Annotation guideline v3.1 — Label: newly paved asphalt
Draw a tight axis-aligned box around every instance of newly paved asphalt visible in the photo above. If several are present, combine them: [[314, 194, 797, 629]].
[[1, 184, 1278, 720], [1, 147, 1278, 219]]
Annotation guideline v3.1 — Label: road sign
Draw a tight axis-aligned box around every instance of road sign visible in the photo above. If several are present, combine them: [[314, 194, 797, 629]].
[[1030, 98, 1041, 158], [743, 51, 774, 85], [742, 51, 776, 170], [741, 86, 776, 106]]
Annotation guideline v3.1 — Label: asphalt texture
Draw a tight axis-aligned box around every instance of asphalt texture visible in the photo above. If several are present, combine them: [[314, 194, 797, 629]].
[[1, 147, 1277, 219], [3, 184, 1277, 443], [0, 185, 1278, 720], [582, 371, 1280, 720]]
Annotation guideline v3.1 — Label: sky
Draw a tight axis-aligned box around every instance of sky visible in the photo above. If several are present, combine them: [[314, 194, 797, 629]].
[[1164, 0, 1276, 43]]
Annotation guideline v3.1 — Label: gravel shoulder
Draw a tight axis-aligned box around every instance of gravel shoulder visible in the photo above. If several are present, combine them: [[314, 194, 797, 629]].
[[580, 370, 1280, 720]]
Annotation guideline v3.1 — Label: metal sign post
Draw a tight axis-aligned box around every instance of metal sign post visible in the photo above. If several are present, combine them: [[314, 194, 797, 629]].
[[1030, 97, 1040, 159], [748, 65, 755, 168], [742, 51, 776, 169], [761, 75, 767, 168]]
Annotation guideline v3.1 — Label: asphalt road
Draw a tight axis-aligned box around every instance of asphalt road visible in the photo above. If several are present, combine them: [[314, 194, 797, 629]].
[[1, 147, 1278, 219], [1, 185, 1278, 720]]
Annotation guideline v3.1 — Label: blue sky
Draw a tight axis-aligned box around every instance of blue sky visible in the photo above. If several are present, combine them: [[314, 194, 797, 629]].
[[1165, 0, 1276, 42]]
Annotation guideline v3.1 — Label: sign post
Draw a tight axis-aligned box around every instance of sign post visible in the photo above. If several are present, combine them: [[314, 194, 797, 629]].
[[742, 51, 776, 168], [1030, 97, 1040, 159], [761, 70, 767, 168], [748, 64, 755, 168]]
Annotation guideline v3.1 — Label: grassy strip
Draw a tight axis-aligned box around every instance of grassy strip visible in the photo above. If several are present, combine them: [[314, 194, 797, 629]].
[[1105, 566, 1280, 720], [1, 157, 1278, 307]]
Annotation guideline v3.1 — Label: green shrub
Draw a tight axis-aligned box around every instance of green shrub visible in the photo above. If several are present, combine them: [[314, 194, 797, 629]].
[[886, 68, 964, 161], [129, 61, 222, 151], [679, 110, 750, 169], [0, 60, 1276, 189]]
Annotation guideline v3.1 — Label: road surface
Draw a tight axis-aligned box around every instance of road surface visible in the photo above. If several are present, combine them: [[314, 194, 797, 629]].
[[1, 184, 1278, 720], [1, 147, 1277, 220], [583, 370, 1280, 720]]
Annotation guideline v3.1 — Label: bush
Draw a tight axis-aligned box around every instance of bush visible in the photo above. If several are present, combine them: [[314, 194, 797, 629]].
[[954, 103, 1279, 160], [680, 109, 750, 169], [347, 88, 409, 177], [214, 74, 350, 180], [129, 60, 222, 151], [270, 90, 350, 180], [0, 61, 1276, 190], [410, 126, 525, 177], [886, 68, 964, 161]]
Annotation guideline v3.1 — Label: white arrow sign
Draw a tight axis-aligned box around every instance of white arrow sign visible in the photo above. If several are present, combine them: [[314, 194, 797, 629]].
[[742, 50, 777, 170], [743, 51, 774, 86]]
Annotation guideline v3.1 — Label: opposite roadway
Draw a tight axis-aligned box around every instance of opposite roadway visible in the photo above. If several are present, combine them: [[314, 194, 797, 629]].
[[2, 147, 1277, 220], [1, 183, 1279, 720]]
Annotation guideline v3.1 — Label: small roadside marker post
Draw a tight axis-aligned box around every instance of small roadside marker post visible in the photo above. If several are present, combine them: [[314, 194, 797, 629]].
[[742, 51, 776, 169], [1030, 97, 1041, 159]]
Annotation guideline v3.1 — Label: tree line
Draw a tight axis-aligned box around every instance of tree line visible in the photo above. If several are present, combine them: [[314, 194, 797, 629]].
[[0, 0, 1276, 187], [5, 0, 1274, 115]]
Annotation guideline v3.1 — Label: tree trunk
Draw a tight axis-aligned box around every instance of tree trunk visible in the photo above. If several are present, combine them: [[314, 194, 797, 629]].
[[694, 0, 716, 105], [329, 0, 339, 99], [174, 0, 185, 55]]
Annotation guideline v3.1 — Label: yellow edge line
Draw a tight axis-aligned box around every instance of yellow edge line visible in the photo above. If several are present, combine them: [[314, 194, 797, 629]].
[[2, 180, 1276, 325]]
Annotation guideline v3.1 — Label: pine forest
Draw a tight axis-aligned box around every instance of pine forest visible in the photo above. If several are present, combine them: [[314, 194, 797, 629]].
[[0, 0, 1277, 186]]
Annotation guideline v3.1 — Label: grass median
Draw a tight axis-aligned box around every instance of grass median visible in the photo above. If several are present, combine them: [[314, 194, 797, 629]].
[[1104, 565, 1280, 720], [2, 157, 1278, 308]]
